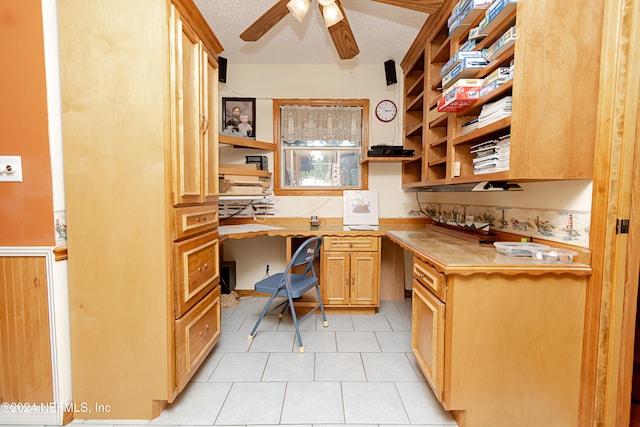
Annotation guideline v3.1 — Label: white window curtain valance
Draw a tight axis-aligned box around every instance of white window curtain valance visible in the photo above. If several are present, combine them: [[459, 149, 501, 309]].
[[281, 105, 362, 145]]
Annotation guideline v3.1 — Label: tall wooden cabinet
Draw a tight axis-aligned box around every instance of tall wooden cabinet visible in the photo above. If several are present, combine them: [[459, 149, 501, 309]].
[[58, 0, 223, 419], [400, 0, 604, 189]]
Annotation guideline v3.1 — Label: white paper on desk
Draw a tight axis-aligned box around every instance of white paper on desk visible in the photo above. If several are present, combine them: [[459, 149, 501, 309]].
[[218, 224, 284, 236], [342, 190, 379, 226]]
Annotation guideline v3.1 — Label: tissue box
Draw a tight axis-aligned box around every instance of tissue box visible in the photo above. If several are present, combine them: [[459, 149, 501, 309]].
[[438, 79, 483, 112]]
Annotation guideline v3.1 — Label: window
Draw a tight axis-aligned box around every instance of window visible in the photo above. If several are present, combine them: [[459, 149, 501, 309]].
[[274, 99, 369, 196]]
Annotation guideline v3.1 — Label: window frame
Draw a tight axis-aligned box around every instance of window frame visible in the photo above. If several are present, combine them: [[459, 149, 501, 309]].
[[273, 98, 369, 196]]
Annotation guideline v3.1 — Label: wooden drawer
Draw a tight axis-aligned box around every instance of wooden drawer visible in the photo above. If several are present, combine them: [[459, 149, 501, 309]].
[[175, 286, 221, 392], [173, 204, 218, 241], [174, 230, 219, 317], [323, 236, 379, 252], [413, 257, 446, 301]]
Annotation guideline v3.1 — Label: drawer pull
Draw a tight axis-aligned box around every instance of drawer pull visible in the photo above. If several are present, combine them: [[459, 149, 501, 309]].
[[198, 263, 209, 272], [199, 325, 210, 336]]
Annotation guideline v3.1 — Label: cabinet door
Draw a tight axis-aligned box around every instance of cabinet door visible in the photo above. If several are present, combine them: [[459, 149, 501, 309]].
[[351, 252, 380, 305], [171, 6, 202, 205], [321, 251, 349, 305], [412, 279, 445, 401], [202, 50, 218, 202]]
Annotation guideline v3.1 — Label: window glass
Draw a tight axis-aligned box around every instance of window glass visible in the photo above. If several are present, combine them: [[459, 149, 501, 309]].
[[275, 100, 369, 195]]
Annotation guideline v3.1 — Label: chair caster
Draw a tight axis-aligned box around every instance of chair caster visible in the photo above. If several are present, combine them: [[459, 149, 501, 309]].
[[278, 314, 284, 319], [298, 346, 305, 353], [323, 321, 329, 328], [248, 334, 254, 341]]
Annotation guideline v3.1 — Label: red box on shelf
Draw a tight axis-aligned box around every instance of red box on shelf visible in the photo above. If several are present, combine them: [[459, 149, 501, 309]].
[[437, 79, 483, 112]]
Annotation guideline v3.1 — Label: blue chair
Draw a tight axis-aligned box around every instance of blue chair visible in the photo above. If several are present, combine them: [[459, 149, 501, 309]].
[[247, 236, 328, 352]]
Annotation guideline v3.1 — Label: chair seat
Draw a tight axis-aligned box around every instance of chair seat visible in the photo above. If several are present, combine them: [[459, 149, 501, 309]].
[[255, 273, 318, 299]]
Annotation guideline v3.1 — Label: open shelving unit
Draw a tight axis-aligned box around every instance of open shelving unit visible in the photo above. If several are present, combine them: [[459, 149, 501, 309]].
[[399, 0, 603, 191]]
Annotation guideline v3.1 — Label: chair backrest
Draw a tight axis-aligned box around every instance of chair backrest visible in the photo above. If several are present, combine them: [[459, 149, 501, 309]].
[[286, 236, 322, 276]]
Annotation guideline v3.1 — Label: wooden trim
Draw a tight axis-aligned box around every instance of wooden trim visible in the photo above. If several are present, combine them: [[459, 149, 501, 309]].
[[580, 0, 640, 424], [272, 98, 370, 196], [53, 246, 67, 261], [171, 0, 223, 56], [218, 133, 276, 150]]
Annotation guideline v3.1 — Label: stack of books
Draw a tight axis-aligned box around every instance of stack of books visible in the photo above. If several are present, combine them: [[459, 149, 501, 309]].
[[471, 135, 511, 174], [460, 118, 479, 135], [477, 96, 512, 127]]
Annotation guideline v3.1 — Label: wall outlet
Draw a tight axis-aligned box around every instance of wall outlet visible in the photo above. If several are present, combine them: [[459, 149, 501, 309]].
[[454, 161, 461, 177], [0, 156, 23, 182]]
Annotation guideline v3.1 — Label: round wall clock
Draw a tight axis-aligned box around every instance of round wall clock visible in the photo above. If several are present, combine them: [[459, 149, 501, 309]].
[[375, 99, 398, 122]]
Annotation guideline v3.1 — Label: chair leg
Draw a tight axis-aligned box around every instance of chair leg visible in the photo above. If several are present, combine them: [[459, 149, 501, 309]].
[[315, 284, 329, 328], [248, 292, 278, 341], [278, 300, 290, 319], [286, 293, 305, 353]]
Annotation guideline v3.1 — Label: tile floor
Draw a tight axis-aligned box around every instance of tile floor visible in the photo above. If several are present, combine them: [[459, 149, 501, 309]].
[[65, 296, 457, 427]]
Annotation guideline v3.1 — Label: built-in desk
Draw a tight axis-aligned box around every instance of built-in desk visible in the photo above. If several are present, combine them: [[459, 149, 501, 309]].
[[218, 219, 429, 308]]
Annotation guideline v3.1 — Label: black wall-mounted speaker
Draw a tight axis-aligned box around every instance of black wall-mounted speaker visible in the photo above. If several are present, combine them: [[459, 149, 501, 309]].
[[384, 59, 397, 85], [219, 56, 227, 83]]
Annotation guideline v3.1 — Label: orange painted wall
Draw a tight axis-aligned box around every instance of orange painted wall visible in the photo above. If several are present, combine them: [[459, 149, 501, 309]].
[[0, 1, 55, 246]]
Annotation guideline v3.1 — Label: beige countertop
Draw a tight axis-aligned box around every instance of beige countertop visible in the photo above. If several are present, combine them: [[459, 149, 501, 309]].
[[218, 219, 592, 276], [386, 227, 592, 276]]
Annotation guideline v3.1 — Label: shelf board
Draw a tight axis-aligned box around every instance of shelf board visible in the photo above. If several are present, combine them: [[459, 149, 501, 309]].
[[406, 122, 424, 137], [456, 80, 513, 116], [407, 93, 424, 111], [406, 74, 425, 96], [362, 155, 419, 163], [431, 76, 444, 91], [452, 117, 511, 146], [468, 45, 515, 80], [429, 114, 448, 129], [430, 135, 448, 147], [428, 157, 447, 167], [449, 170, 510, 184], [219, 133, 276, 150], [478, 3, 517, 41], [219, 167, 272, 178], [431, 37, 451, 63]]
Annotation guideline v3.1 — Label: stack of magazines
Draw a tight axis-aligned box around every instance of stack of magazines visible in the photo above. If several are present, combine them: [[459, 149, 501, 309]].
[[478, 96, 512, 128], [460, 118, 479, 136], [471, 134, 510, 174]]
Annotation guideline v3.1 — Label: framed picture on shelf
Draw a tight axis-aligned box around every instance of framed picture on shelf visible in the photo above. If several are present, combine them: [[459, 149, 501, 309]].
[[222, 97, 256, 139]]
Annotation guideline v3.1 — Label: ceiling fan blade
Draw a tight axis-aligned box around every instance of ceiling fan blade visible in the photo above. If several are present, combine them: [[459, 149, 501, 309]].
[[370, 0, 443, 14], [321, 1, 360, 60], [240, 0, 291, 42]]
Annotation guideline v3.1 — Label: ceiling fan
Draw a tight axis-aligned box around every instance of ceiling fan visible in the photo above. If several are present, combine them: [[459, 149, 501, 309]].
[[239, 0, 443, 60]]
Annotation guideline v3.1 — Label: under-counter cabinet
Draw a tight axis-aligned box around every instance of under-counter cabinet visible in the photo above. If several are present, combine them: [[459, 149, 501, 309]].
[[321, 237, 380, 311], [411, 255, 587, 427], [59, 0, 223, 419]]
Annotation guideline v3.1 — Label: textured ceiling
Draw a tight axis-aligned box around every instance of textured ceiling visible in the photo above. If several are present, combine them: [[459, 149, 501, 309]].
[[194, 0, 429, 65]]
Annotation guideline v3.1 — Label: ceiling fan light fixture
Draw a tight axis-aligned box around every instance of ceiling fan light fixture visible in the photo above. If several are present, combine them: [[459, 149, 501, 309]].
[[322, 2, 343, 27], [287, 0, 310, 22], [318, 0, 334, 6]]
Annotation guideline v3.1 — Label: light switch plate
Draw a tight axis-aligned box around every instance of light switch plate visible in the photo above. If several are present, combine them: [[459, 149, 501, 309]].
[[0, 156, 23, 182]]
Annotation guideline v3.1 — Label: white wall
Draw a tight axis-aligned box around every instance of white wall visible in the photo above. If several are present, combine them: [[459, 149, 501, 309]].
[[218, 63, 593, 290]]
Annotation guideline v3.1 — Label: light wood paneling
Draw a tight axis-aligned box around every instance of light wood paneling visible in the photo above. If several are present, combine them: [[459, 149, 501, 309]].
[[0, 256, 53, 404]]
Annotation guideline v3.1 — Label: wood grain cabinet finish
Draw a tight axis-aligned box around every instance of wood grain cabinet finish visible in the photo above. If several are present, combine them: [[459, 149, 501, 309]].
[[321, 237, 380, 308], [59, 0, 223, 419], [174, 231, 220, 317], [175, 285, 220, 391], [400, 0, 604, 188], [410, 255, 587, 426], [0, 256, 53, 407], [172, 205, 219, 241]]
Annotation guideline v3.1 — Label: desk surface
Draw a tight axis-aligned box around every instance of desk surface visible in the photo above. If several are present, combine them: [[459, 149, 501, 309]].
[[218, 220, 591, 275]]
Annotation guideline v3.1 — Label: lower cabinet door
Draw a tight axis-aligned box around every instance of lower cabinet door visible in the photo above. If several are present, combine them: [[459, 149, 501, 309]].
[[175, 286, 221, 392], [412, 279, 445, 401]]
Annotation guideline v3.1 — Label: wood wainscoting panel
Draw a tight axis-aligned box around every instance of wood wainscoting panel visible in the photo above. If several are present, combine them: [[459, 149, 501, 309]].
[[0, 256, 53, 404]]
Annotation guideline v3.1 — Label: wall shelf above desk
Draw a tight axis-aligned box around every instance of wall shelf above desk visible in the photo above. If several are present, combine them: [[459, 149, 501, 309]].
[[219, 133, 276, 150]]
